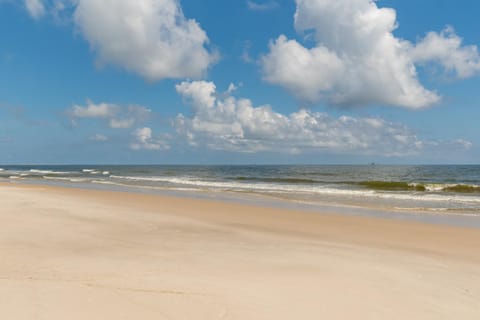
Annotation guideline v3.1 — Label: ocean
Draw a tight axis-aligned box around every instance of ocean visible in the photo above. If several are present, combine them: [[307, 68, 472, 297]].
[[1, 165, 480, 218]]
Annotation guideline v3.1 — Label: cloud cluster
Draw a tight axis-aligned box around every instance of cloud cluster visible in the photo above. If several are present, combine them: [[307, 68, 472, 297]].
[[130, 127, 170, 150], [174, 81, 470, 155], [67, 101, 151, 129], [18, 0, 476, 158], [66, 101, 170, 151], [261, 0, 480, 108]]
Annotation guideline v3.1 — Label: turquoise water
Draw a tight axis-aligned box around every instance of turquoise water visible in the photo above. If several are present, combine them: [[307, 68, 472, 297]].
[[2, 165, 480, 216]]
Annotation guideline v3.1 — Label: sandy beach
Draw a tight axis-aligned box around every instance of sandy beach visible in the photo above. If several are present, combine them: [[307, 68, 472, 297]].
[[1, 183, 479, 319]]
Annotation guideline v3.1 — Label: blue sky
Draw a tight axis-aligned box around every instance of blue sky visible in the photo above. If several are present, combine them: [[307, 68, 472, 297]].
[[1, 0, 479, 164]]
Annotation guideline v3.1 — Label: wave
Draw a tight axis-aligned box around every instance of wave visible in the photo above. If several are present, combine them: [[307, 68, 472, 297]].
[[30, 169, 54, 174], [109, 175, 364, 193], [29, 169, 73, 175], [110, 175, 181, 182], [2, 171, 71, 179], [358, 180, 480, 194], [42, 176, 92, 183], [231, 176, 320, 184], [106, 175, 480, 205], [442, 184, 480, 193], [359, 181, 426, 191], [91, 179, 200, 192], [4, 173, 42, 179], [110, 175, 480, 195]]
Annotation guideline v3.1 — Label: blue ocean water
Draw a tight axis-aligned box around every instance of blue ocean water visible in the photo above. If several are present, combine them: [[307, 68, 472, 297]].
[[1, 165, 480, 215]]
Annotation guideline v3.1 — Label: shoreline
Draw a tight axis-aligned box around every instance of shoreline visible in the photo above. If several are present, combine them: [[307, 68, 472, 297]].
[[1, 183, 480, 319], [4, 179, 480, 228], [2, 165, 480, 217]]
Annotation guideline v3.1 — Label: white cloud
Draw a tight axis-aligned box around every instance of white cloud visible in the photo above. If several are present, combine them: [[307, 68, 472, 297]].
[[261, 0, 480, 108], [174, 81, 470, 155], [130, 127, 170, 151], [262, 35, 346, 103], [70, 101, 118, 118], [176, 80, 217, 110], [67, 101, 151, 129], [24, 0, 46, 19], [247, 1, 278, 11], [410, 27, 480, 79], [73, 0, 217, 81], [20, 0, 217, 80]]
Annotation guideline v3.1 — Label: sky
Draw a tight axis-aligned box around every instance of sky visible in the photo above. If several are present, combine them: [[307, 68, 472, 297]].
[[1, 0, 480, 165]]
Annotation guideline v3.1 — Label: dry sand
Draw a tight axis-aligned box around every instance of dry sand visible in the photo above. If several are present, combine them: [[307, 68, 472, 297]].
[[1, 183, 479, 319]]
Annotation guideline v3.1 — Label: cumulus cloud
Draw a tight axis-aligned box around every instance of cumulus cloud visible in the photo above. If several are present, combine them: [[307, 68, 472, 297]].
[[69, 101, 118, 118], [261, 0, 480, 108], [19, 0, 216, 80], [410, 27, 480, 79], [262, 35, 347, 103], [73, 0, 217, 81], [130, 127, 170, 151], [174, 81, 470, 155], [24, 0, 46, 19], [67, 101, 151, 129]]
